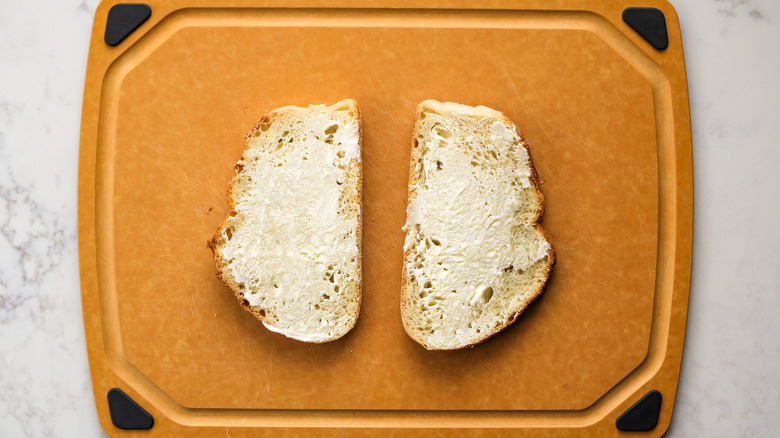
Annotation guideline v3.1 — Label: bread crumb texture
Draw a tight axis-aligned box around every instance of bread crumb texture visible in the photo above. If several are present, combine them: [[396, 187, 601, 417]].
[[211, 100, 361, 343], [402, 100, 554, 350]]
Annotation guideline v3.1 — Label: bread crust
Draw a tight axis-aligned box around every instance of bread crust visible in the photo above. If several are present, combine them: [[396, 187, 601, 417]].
[[400, 101, 555, 350], [208, 100, 362, 343]]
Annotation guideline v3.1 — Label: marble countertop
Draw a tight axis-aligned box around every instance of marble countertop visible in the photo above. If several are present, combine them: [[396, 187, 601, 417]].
[[1, 0, 778, 436]]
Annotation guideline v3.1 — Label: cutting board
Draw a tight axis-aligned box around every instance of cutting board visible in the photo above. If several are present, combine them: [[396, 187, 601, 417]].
[[78, 0, 693, 435]]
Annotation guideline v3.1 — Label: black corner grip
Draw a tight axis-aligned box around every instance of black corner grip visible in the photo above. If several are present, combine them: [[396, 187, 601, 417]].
[[104, 3, 152, 47], [107, 388, 154, 430], [622, 7, 669, 51], [616, 389, 662, 432]]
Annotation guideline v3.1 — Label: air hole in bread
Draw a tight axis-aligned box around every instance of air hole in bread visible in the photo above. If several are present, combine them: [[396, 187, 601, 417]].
[[322, 294, 330, 300], [481, 287, 494, 305], [235, 163, 244, 172], [423, 281, 432, 289], [224, 227, 233, 240], [258, 309, 266, 317], [324, 124, 339, 135], [431, 238, 441, 246], [470, 160, 478, 166], [433, 126, 452, 140], [259, 118, 272, 132], [314, 304, 320, 310], [228, 210, 238, 217], [436, 160, 443, 170], [334, 285, 340, 293], [273, 283, 279, 289]]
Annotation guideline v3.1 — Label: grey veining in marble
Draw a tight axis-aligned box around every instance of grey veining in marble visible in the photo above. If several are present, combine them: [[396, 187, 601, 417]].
[[1, 0, 779, 436], [671, 1, 780, 436], [1, 1, 106, 436]]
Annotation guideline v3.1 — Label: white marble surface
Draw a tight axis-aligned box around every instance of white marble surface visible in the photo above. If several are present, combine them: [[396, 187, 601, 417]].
[[1, 0, 778, 436]]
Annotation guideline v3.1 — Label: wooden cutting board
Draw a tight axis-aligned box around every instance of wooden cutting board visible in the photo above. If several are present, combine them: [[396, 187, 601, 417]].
[[78, 0, 692, 435]]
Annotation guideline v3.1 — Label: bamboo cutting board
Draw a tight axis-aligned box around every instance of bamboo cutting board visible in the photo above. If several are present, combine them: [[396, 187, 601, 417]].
[[78, 0, 693, 435]]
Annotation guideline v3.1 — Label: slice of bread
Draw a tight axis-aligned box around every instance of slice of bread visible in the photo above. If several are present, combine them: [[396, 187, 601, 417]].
[[401, 100, 555, 350], [209, 100, 362, 343]]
